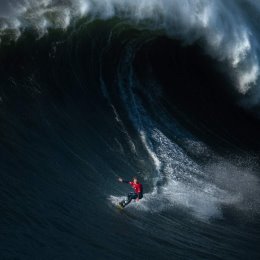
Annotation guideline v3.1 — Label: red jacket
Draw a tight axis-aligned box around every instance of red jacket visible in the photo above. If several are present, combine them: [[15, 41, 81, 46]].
[[123, 180, 143, 199], [129, 181, 143, 194]]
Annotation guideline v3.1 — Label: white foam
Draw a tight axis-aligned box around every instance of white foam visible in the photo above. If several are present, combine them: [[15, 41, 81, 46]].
[[140, 130, 161, 172]]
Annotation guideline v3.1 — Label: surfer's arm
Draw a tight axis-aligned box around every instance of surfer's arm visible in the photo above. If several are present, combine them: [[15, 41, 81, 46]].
[[118, 177, 129, 183]]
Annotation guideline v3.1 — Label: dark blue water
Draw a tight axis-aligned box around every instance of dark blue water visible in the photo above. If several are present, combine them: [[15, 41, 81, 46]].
[[0, 1, 260, 259]]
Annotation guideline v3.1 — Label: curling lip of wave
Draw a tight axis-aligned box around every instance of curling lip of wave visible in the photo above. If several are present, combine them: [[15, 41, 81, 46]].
[[0, 0, 260, 103]]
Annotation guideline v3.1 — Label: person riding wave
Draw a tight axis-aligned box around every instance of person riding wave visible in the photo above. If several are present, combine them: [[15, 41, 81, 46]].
[[118, 176, 143, 208]]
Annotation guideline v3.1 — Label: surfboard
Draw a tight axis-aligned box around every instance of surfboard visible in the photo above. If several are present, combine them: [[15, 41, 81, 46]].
[[116, 203, 124, 210]]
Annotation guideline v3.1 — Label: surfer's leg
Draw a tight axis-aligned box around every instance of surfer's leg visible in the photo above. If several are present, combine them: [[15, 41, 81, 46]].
[[119, 193, 135, 207], [119, 194, 131, 207], [122, 193, 137, 207]]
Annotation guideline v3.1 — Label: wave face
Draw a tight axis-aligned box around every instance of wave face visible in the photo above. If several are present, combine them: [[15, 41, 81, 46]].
[[0, 1, 260, 259]]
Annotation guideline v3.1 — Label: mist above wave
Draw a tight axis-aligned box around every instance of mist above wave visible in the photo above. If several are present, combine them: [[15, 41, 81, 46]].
[[0, 0, 260, 108]]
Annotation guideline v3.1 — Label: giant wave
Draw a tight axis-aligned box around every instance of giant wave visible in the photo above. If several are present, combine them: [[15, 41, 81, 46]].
[[0, 1, 260, 259]]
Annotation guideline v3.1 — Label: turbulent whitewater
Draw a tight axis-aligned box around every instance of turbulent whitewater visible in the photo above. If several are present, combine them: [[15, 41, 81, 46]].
[[0, 1, 260, 259]]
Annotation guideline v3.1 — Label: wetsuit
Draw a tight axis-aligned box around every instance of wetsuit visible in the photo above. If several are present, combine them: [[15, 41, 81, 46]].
[[119, 180, 143, 207]]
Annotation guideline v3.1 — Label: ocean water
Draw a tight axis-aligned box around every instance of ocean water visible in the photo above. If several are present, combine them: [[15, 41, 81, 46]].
[[0, 1, 260, 259]]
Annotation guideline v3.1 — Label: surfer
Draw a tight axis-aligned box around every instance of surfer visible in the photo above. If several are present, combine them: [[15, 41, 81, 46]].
[[118, 177, 143, 208]]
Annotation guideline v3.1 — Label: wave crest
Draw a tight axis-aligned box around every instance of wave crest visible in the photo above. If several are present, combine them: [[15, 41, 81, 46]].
[[0, 0, 260, 107]]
